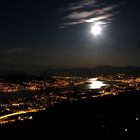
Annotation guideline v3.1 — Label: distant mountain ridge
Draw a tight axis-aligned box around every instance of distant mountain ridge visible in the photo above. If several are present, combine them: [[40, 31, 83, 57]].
[[0, 66, 140, 77], [40, 66, 140, 76]]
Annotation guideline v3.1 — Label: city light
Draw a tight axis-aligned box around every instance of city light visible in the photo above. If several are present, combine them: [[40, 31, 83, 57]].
[[0, 75, 140, 125]]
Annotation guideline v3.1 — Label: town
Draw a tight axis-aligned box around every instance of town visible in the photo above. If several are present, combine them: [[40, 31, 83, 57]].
[[0, 74, 140, 125]]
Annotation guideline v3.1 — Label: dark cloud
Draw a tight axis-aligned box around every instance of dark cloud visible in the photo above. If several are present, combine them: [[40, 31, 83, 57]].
[[0, 47, 26, 54], [60, 0, 96, 11]]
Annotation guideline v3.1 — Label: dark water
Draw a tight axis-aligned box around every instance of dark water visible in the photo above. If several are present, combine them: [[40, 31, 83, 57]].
[[0, 92, 33, 103]]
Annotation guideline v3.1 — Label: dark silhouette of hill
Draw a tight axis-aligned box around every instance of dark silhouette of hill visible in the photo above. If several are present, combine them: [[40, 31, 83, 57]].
[[40, 66, 140, 76], [0, 66, 140, 77], [2, 90, 140, 139], [0, 74, 52, 83], [94, 65, 140, 75]]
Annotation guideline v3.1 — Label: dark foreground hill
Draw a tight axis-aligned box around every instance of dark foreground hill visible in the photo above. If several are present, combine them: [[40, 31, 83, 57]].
[[1, 90, 140, 139]]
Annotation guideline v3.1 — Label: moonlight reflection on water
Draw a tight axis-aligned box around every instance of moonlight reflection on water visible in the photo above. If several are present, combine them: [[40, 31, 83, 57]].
[[87, 78, 107, 89]]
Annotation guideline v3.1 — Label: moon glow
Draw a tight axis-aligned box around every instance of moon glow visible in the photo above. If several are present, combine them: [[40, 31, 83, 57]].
[[91, 23, 102, 36]]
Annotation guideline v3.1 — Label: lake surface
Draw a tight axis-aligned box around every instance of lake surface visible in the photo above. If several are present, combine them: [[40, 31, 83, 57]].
[[76, 78, 108, 90], [85, 78, 107, 89]]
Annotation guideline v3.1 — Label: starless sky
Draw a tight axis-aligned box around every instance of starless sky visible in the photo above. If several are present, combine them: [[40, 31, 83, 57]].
[[0, 0, 140, 70]]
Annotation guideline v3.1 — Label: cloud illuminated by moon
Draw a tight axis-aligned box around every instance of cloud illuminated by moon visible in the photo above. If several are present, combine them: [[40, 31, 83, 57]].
[[59, 0, 126, 29]]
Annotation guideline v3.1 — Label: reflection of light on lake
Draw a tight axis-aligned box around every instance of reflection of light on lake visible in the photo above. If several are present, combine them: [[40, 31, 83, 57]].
[[87, 78, 107, 89]]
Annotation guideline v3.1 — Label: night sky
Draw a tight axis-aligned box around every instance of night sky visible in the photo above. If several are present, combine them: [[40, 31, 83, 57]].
[[0, 0, 140, 71]]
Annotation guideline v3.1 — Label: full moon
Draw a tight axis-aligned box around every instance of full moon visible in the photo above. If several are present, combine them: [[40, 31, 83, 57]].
[[91, 23, 102, 36]]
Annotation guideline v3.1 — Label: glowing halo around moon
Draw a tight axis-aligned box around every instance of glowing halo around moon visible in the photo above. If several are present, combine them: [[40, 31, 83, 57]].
[[91, 23, 102, 36]]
